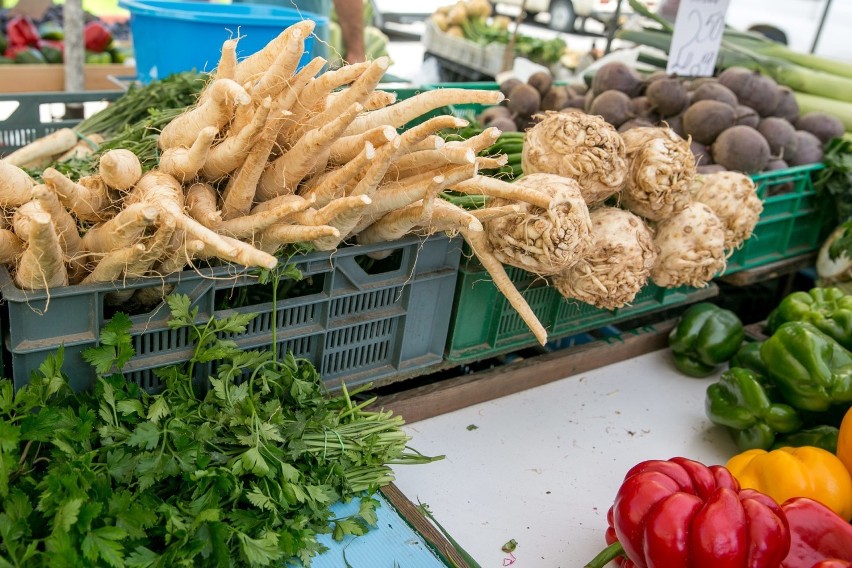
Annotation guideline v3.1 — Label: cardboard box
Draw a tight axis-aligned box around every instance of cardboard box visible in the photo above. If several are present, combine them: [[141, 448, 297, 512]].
[[0, 64, 135, 93]]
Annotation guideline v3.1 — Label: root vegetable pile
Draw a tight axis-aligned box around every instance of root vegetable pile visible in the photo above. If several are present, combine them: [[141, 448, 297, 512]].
[[0, 24, 534, 301]]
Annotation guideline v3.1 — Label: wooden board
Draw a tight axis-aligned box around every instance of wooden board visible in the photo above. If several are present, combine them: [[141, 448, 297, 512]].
[[0, 64, 135, 93], [373, 321, 676, 424], [718, 252, 817, 287]]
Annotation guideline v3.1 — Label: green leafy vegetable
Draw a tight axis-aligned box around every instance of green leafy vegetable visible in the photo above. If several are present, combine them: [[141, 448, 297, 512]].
[[0, 292, 440, 566]]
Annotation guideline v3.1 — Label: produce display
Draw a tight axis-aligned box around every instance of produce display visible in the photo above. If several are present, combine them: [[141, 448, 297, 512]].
[[429, 0, 567, 68], [3, 1, 852, 564], [585, 456, 852, 568], [0, 6, 131, 64], [458, 107, 763, 313], [0, 295, 438, 566]]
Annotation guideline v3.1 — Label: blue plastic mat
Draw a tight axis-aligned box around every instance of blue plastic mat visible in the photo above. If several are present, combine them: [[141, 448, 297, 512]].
[[290, 493, 450, 568]]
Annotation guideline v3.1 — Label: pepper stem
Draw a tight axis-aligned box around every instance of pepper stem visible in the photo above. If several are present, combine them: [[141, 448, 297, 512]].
[[584, 541, 625, 568]]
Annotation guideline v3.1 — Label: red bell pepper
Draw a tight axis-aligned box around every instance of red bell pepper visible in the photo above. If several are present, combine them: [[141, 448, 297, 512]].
[[586, 457, 791, 568], [781, 497, 852, 568], [83, 21, 112, 53], [6, 16, 40, 47]]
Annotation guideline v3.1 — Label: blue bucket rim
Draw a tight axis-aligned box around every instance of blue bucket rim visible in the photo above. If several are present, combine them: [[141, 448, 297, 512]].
[[117, 0, 328, 26]]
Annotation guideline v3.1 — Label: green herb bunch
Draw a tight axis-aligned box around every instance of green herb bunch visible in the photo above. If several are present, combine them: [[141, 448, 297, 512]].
[[0, 294, 439, 567]]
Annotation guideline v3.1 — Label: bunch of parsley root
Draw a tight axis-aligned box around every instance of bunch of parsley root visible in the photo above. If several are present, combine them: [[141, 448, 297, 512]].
[[0, 295, 439, 567]]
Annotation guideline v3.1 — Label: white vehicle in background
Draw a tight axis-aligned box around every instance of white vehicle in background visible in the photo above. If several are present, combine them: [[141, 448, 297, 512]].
[[495, 0, 658, 33], [370, 0, 657, 34]]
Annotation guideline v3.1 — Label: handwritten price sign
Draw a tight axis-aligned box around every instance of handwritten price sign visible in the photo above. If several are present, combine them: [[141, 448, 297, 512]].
[[666, 0, 732, 77]]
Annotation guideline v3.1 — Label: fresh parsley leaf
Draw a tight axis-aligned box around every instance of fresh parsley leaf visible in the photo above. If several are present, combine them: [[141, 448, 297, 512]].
[[126, 422, 160, 450], [52, 498, 84, 534], [81, 525, 127, 567], [238, 531, 281, 567]]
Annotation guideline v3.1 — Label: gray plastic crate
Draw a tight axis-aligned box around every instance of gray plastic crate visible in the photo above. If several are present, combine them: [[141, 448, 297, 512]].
[[0, 235, 461, 392], [0, 90, 122, 156]]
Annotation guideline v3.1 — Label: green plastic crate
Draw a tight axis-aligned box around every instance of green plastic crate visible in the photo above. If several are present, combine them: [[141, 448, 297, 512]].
[[726, 163, 828, 274], [445, 247, 710, 363]]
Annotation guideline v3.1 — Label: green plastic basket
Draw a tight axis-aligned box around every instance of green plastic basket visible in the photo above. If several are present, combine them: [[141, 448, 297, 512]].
[[726, 163, 828, 274], [445, 247, 711, 363]]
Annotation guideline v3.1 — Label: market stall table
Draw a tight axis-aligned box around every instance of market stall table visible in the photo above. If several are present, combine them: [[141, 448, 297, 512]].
[[390, 348, 739, 567]]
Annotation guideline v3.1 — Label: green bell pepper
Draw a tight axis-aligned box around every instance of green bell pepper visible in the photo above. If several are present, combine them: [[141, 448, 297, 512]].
[[706, 367, 802, 451], [766, 287, 852, 350], [729, 341, 768, 376], [669, 303, 745, 377], [761, 322, 852, 412], [771, 425, 840, 454]]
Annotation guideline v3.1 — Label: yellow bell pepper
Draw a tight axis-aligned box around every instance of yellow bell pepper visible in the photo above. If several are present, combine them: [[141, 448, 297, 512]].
[[726, 445, 852, 521], [839, 406, 852, 477]]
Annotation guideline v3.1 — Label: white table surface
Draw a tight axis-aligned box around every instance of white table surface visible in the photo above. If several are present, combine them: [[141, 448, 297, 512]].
[[391, 348, 740, 568]]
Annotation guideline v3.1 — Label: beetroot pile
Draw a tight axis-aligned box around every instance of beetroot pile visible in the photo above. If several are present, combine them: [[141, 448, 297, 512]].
[[583, 62, 843, 174]]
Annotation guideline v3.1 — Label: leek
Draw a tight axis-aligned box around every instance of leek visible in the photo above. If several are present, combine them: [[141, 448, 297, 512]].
[[617, 27, 852, 103], [795, 92, 852, 132]]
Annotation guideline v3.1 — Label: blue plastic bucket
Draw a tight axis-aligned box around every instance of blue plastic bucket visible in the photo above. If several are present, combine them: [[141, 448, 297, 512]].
[[117, 0, 325, 83]]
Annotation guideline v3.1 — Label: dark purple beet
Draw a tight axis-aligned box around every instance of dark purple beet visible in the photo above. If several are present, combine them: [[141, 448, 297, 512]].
[[683, 100, 736, 145], [717, 67, 781, 116], [507, 83, 541, 117], [500, 78, 522, 99], [690, 140, 712, 166], [698, 164, 727, 174], [690, 81, 738, 107], [663, 113, 686, 139], [646, 78, 689, 117], [563, 95, 587, 110], [734, 105, 760, 128], [757, 117, 798, 159], [618, 117, 656, 133], [771, 87, 800, 123], [541, 86, 569, 111], [711, 125, 771, 173], [591, 62, 643, 96], [788, 130, 825, 166], [478, 105, 512, 125], [589, 90, 634, 127], [528, 71, 554, 96], [488, 116, 519, 133], [796, 112, 845, 144]]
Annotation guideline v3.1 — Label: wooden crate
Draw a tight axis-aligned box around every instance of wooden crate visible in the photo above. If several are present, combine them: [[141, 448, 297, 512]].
[[0, 64, 135, 93]]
